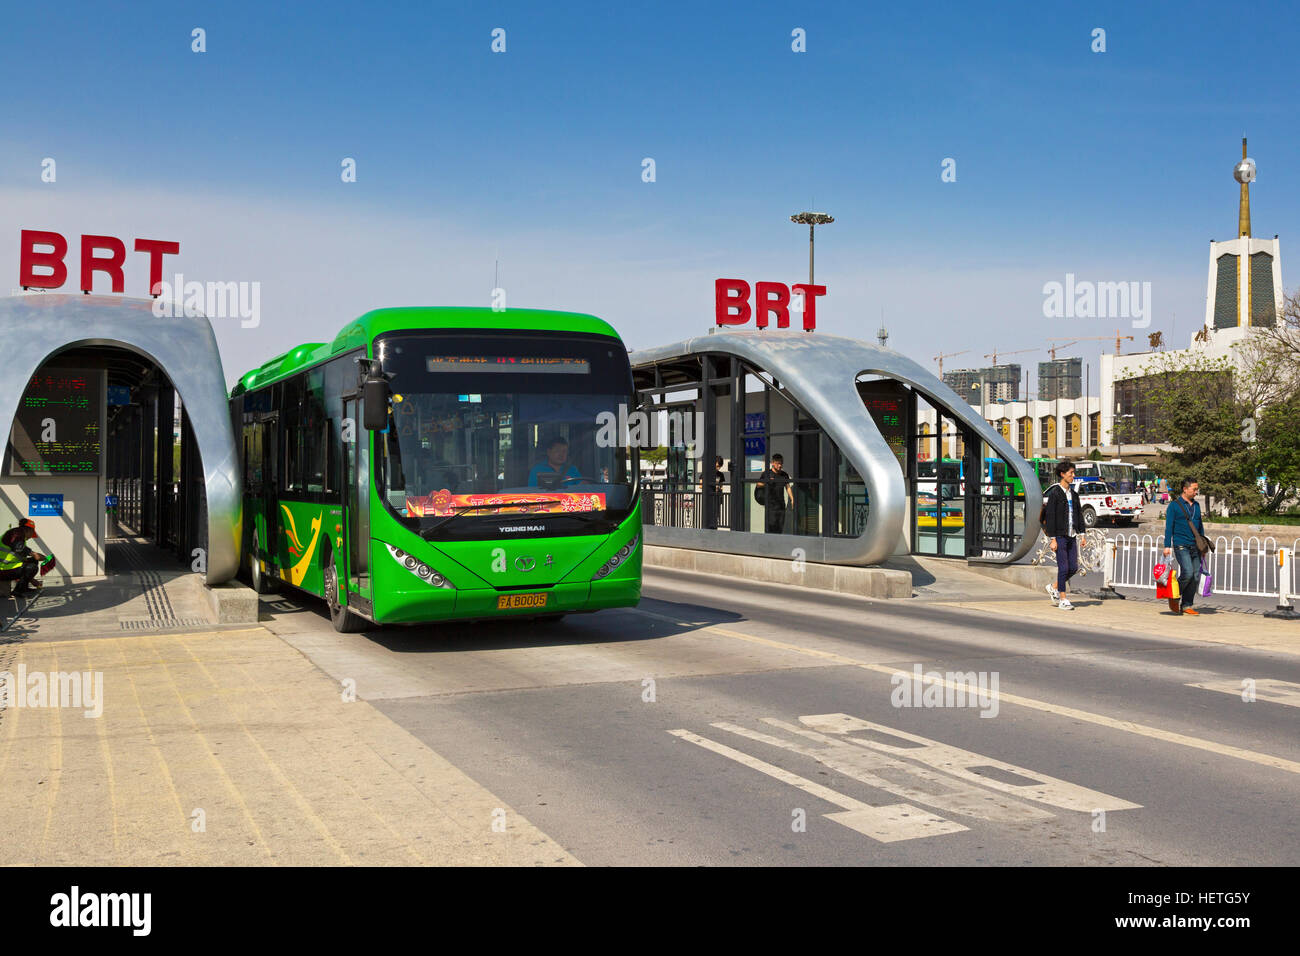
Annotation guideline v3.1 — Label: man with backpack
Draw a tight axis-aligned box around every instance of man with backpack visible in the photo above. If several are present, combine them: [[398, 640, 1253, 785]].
[[757, 454, 794, 533], [1041, 460, 1087, 610]]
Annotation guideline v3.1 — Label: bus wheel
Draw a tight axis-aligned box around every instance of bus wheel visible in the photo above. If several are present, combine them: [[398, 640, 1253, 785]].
[[250, 531, 278, 594], [1082, 506, 1097, 529], [325, 552, 366, 633]]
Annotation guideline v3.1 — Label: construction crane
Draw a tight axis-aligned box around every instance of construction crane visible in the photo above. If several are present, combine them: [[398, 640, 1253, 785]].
[[1047, 329, 1136, 358], [934, 350, 968, 377], [984, 347, 1037, 366], [1046, 340, 1080, 361]]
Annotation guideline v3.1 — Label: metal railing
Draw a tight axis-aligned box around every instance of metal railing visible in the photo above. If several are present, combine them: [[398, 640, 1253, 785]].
[[979, 481, 1019, 555], [1294, 539, 1300, 602], [1109, 533, 1279, 597], [644, 485, 731, 530], [1096, 532, 1299, 614], [837, 489, 869, 537]]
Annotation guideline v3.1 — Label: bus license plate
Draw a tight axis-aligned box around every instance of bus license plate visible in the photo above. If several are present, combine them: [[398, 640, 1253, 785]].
[[498, 593, 548, 610]]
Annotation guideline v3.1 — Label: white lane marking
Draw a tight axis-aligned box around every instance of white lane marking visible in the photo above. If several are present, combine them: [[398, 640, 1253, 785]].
[[823, 807, 967, 843], [1188, 678, 1300, 708], [668, 729, 966, 842], [797, 714, 1141, 812], [711, 720, 1053, 824], [629, 610, 1300, 779]]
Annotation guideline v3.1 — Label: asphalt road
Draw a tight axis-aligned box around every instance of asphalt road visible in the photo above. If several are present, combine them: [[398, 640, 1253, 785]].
[[260, 566, 1300, 866]]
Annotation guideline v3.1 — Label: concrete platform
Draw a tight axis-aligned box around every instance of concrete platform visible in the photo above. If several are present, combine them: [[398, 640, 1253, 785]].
[[644, 545, 911, 599], [0, 538, 230, 641], [201, 578, 260, 624], [0, 626, 575, 865], [963, 560, 1057, 593]]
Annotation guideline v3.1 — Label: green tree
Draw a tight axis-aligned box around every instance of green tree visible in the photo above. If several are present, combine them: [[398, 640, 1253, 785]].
[[1137, 351, 1258, 513], [1254, 394, 1300, 513]]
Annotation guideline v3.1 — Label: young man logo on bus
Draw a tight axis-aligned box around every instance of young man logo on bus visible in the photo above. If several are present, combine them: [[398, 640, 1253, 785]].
[[528, 435, 580, 488]]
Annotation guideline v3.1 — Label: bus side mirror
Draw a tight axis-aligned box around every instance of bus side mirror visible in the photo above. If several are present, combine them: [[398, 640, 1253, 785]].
[[363, 378, 390, 430]]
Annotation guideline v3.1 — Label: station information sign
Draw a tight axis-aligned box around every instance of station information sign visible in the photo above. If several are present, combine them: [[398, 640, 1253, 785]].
[[6, 368, 103, 476], [856, 380, 911, 474]]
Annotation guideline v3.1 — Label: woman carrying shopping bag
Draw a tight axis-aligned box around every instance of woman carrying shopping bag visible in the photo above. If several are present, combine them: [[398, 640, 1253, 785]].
[[1162, 477, 1211, 615]]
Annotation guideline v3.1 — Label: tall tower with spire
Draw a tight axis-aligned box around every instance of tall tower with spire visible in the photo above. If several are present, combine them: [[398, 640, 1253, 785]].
[[1202, 137, 1283, 341]]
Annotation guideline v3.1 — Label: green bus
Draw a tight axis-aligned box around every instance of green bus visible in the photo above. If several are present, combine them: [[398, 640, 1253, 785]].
[[229, 307, 642, 631]]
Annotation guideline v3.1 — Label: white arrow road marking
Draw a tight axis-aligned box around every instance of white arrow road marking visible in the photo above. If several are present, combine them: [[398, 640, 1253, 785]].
[[668, 729, 967, 842], [710, 720, 1054, 824], [797, 714, 1141, 813], [1188, 678, 1300, 708]]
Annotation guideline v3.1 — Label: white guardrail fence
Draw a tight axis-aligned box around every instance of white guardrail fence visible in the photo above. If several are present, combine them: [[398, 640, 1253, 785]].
[[1103, 533, 1300, 613]]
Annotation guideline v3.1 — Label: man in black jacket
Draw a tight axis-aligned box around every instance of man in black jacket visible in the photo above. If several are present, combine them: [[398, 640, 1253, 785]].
[[758, 454, 793, 533], [1041, 460, 1087, 610]]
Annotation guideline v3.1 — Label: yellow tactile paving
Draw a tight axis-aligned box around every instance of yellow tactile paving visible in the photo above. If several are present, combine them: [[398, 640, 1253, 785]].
[[0, 627, 577, 866]]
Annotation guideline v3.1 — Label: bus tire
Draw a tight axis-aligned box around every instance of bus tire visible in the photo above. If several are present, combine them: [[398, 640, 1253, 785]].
[[325, 551, 367, 633], [249, 530, 278, 594], [1082, 506, 1097, 529]]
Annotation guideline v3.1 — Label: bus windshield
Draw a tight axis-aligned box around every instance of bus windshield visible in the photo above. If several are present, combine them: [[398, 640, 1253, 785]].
[[1099, 462, 1135, 493], [373, 331, 637, 539]]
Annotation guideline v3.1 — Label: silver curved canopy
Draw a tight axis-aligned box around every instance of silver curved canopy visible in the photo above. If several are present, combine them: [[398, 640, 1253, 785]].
[[0, 295, 240, 584], [631, 329, 1038, 565]]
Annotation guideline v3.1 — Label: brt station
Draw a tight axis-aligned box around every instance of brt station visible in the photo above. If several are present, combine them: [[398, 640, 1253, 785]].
[[631, 329, 1041, 567], [0, 295, 240, 628], [0, 292, 1043, 634]]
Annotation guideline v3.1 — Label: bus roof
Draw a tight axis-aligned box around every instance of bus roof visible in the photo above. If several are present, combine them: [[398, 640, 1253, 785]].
[[231, 306, 623, 396]]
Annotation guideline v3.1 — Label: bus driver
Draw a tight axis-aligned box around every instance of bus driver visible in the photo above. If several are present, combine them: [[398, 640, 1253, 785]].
[[528, 435, 580, 488]]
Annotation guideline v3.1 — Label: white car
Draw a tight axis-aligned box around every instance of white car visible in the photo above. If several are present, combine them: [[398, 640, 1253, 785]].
[[1074, 479, 1143, 527]]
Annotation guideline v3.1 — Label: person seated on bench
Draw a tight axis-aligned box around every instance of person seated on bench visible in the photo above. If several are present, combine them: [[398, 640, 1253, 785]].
[[0, 519, 55, 596]]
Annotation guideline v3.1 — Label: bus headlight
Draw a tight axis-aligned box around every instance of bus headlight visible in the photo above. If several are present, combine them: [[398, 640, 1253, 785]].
[[384, 544, 455, 589], [592, 535, 640, 581]]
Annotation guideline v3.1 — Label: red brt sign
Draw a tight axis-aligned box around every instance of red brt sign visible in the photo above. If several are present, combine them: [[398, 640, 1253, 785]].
[[714, 279, 825, 331], [19, 229, 180, 294]]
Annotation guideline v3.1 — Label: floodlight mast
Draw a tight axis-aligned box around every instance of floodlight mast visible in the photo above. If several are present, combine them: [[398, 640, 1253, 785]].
[[790, 211, 834, 285]]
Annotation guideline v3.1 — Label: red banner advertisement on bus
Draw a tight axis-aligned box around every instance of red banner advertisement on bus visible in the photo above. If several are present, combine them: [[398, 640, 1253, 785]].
[[404, 490, 606, 517]]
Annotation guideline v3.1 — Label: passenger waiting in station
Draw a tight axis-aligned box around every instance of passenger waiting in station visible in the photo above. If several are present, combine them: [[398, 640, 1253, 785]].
[[0, 519, 56, 596], [528, 435, 580, 489], [758, 454, 794, 533]]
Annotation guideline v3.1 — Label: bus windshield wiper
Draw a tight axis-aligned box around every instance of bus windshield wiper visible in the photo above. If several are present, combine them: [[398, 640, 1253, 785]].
[[420, 501, 562, 538], [564, 510, 614, 526]]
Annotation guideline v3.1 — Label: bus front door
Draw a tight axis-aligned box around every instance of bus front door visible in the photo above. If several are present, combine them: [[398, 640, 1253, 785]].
[[341, 398, 371, 599], [261, 415, 279, 574]]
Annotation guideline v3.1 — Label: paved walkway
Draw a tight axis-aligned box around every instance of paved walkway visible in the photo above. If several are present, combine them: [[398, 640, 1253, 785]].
[[946, 590, 1300, 655], [0, 626, 576, 865], [2, 538, 216, 642]]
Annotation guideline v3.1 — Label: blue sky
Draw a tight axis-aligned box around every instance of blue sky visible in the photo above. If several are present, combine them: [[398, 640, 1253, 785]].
[[2, 0, 1297, 386]]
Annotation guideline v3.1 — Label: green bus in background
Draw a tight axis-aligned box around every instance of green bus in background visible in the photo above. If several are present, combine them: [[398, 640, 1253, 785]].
[[229, 307, 642, 632]]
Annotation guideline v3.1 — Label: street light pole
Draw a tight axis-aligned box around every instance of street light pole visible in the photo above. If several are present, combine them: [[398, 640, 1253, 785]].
[[790, 211, 834, 285]]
